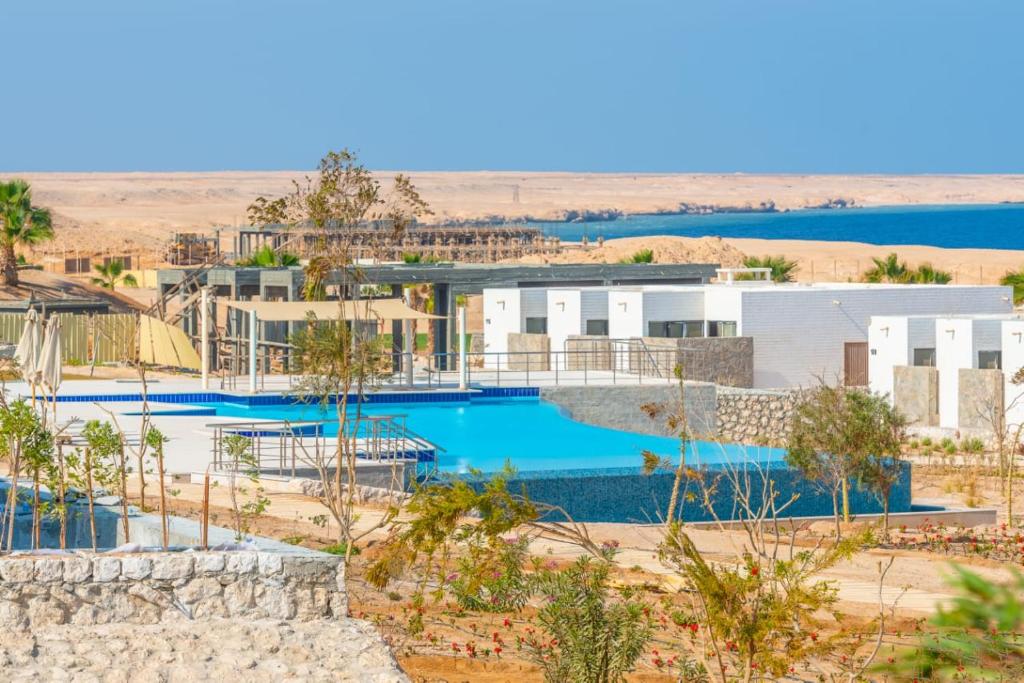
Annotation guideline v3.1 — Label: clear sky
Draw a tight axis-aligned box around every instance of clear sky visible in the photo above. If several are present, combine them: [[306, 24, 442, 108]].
[[8, 0, 1024, 173]]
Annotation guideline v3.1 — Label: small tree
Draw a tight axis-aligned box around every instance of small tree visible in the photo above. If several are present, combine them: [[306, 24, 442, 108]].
[[80, 420, 124, 546], [236, 243, 300, 267], [787, 384, 904, 536], [145, 427, 170, 549], [1001, 267, 1024, 305], [90, 260, 138, 290], [0, 400, 53, 550], [863, 253, 911, 283], [222, 434, 269, 541]]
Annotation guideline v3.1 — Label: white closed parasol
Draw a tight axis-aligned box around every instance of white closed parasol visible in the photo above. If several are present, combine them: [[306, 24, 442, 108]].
[[38, 315, 63, 422], [13, 308, 43, 402]]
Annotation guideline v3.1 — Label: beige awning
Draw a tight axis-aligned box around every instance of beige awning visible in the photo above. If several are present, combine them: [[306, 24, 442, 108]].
[[222, 298, 441, 322], [139, 315, 202, 370]]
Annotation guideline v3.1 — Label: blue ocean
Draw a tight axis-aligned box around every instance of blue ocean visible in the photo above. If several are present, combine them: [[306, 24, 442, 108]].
[[531, 204, 1024, 250]]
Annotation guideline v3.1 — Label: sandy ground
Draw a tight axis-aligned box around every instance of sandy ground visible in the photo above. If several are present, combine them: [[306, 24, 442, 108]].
[[9, 170, 1024, 251]]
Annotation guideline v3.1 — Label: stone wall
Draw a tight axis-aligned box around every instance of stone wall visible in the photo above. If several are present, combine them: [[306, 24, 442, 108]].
[[677, 336, 754, 388], [893, 365, 939, 426], [540, 383, 717, 437], [0, 549, 345, 630], [564, 336, 613, 370], [715, 387, 801, 446], [507, 332, 550, 371], [541, 383, 800, 445], [959, 368, 1004, 431], [630, 337, 754, 388]]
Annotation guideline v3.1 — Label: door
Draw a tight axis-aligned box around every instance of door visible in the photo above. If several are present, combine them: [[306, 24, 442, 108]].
[[844, 342, 869, 386]]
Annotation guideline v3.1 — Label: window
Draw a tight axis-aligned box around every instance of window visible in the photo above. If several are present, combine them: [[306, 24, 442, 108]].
[[979, 350, 1002, 370], [708, 321, 737, 338], [648, 321, 703, 338], [585, 319, 609, 336], [525, 317, 548, 334], [913, 348, 936, 367]]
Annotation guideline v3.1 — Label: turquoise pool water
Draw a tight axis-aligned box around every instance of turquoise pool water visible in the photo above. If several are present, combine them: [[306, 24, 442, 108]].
[[198, 398, 784, 473]]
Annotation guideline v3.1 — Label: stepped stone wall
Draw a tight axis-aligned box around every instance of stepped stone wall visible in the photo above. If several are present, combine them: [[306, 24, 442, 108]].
[[715, 387, 802, 446]]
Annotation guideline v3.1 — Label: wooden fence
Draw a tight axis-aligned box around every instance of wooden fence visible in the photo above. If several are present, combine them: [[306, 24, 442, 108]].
[[0, 312, 138, 365]]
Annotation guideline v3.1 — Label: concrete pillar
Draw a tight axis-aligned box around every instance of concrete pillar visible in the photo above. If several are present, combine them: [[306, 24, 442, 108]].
[[200, 287, 210, 390], [248, 309, 258, 394], [458, 306, 468, 390], [390, 284, 404, 374], [403, 287, 414, 388], [432, 283, 452, 370]]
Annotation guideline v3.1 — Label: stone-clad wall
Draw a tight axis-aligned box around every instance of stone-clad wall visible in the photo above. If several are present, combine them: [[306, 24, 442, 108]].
[[715, 387, 802, 446], [541, 384, 800, 445], [0, 550, 345, 630]]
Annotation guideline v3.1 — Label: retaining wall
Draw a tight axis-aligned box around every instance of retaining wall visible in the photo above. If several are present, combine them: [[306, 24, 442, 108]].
[[0, 549, 345, 630]]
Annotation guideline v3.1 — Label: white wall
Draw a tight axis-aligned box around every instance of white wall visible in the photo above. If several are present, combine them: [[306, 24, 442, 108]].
[[1003, 320, 1024, 430], [738, 286, 1011, 389], [483, 288, 521, 368], [641, 289, 704, 336], [868, 316, 910, 400], [703, 287, 744, 334], [607, 290, 644, 339], [935, 318, 975, 428], [547, 289, 582, 369]]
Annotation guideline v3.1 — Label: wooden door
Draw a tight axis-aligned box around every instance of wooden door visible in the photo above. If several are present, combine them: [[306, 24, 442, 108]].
[[844, 342, 869, 386]]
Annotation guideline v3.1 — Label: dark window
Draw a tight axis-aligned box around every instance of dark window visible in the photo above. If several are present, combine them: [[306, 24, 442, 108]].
[[709, 321, 737, 338], [913, 348, 936, 367], [585, 319, 609, 336], [648, 321, 703, 338], [525, 317, 548, 334], [979, 350, 1002, 370]]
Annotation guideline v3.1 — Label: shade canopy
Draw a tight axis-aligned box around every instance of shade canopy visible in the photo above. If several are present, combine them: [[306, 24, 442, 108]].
[[139, 315, 202, 371], [223, 298, 441, 322], [13, 309, 42, 386]]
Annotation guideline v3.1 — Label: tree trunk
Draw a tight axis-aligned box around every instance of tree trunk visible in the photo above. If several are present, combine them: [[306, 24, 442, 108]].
[[85, 448, 97, 551], [841, 478, 851, 524], [157, 444, 168, 549], [119, 443, 131, 545], [1, 242, 18, 286], [832, 488, 841, 539], [32, 475, 40, 550]]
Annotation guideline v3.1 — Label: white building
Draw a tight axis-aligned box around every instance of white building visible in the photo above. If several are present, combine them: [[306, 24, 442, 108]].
[[869, 314, 1024, 430], [484, 276, 1013, 388]]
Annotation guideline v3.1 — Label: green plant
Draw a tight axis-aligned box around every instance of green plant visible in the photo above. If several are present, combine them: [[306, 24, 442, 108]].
[[323, 541, 360, 556], [0, 179, 54, 286], [913, 263, 953, 284], [526, 556, 651, 683], [620, 248, 654, 264], [787, 384, 906, 535], [145, 427, 171, 549], [76, 420, 121, 550], [280, 535, 307, 545], [222, 434, 270, 540], [90, 260, 138, 290], [1001, 268, 1024, 305], [909, 439, 920, 449], [448, 535, 531, 612], [236, 243, 300, 268], [961, 437, 985, 454], [880, 566, 1024, 680], [0, 400, 54, 550], [741, 255, 798, 282], [922, 436, 934, 447]]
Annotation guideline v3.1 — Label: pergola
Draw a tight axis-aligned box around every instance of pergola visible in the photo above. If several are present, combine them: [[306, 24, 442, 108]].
[[208, 298, 448, 393]]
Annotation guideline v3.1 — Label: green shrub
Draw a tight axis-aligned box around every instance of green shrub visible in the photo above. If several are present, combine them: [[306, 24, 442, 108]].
[[921, 436, 933, 447], [940, 437, 955, 450], [909, 439, 920, 449], [323, 542, 360, 556], [961, 437, 985, 454]]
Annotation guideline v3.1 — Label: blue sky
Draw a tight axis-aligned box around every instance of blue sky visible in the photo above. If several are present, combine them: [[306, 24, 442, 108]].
[[8, 0, 1023, 173]]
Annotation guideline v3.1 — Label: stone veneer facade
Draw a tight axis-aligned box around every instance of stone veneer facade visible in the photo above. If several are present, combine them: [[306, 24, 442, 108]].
[[0, 550, 344, 629], [542, 383, 800, 445]]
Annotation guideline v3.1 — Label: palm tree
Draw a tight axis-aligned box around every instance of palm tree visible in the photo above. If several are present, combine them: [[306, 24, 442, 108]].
[[620, 249, 654, 264], [0, 180, 54, 286], [1001, 268, 1024, 305], [912, 263, 952, 284], [91, 260, 138, 291], [236, 244, 300, 267], [863, 253, 911, 283], [742, 255, 798, 282]]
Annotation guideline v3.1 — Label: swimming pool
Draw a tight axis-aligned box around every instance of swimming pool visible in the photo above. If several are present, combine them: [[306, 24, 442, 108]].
[[196, 397, 784, 473]]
